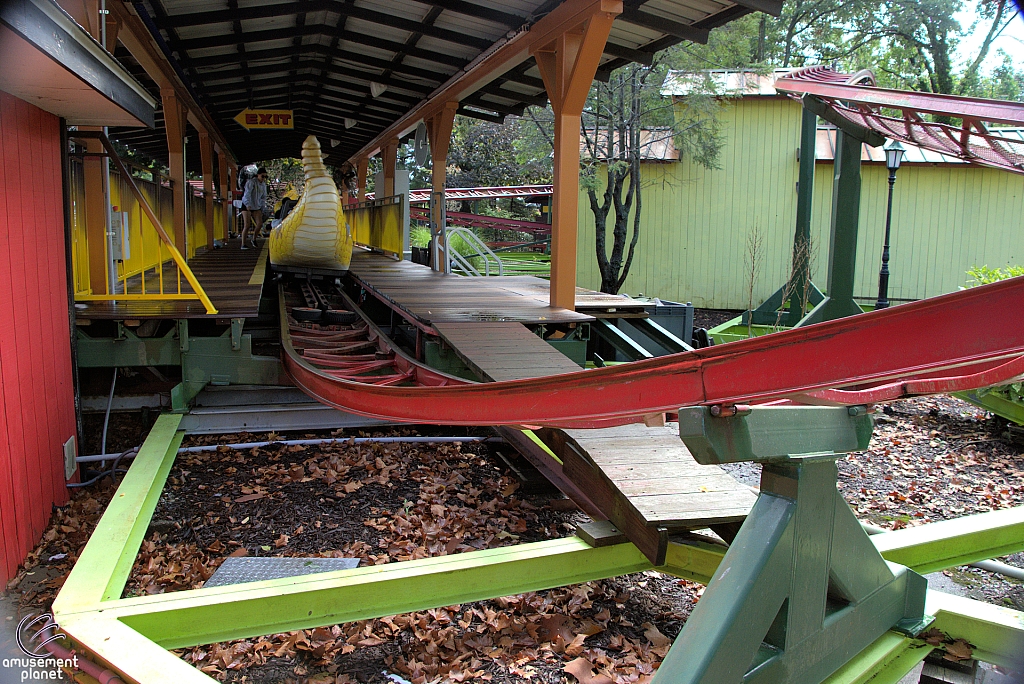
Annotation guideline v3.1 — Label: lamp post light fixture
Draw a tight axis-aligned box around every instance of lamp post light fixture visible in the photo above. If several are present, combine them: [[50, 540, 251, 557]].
[[874, 139, 906, 310]]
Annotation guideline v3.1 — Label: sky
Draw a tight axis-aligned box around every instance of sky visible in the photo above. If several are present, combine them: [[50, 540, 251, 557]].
[[954, 3, 1024, 75]]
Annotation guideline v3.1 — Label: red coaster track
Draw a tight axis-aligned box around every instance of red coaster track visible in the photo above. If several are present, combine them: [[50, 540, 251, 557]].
[[282, 277, 1024, 427]]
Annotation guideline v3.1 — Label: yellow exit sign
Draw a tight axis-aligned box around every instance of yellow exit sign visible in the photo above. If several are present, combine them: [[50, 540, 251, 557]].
[[234, 108, 294, 130]]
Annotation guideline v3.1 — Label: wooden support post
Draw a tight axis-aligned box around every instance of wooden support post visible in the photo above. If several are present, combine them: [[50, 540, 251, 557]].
[[161, 88, 188, 253], [82, 135, 108, 295], [382, 138, 399, 198], [356, 157, 368, 202], [427, 102, 459, 271], [532, 1, 620, 310], [218, 150, 230, 242], [200, 130, 214, 250]]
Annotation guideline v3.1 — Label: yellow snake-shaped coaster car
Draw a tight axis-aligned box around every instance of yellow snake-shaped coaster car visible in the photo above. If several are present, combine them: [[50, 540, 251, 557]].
[[269, 135, 353, 273]]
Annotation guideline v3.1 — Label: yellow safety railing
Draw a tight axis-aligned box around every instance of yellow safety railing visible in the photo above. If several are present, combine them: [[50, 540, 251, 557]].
[[348, 194, 404, 257], [71, 131, 218, 314]]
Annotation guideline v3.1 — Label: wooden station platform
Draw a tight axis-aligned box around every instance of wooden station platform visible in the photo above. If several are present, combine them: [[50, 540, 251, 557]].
[[433, 321, 583, 380], [348, 250, 643, 326], [75, 240, 267, 320]]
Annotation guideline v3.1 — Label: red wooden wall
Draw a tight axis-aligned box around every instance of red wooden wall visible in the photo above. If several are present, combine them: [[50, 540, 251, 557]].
[[0, 91, 78, 583]]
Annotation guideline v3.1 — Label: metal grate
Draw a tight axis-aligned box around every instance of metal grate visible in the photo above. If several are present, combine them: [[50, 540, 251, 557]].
[[204, 557, 360, 588]]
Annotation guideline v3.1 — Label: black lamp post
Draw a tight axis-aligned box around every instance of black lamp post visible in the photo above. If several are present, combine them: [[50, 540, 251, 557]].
[[874, 140, 906, 310]]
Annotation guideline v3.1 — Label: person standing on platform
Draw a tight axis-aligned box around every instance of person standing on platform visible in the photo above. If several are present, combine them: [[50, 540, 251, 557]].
[[240, 167, 268, 249]]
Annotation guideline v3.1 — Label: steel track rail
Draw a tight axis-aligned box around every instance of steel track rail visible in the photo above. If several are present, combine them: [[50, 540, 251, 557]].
[[281, 277, 1024, 427]]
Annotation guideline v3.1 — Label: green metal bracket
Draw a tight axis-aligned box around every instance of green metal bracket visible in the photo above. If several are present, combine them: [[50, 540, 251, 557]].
[[657, 406, 930, 684], [593, 319, 653, 361], [678, 405, 873, 465], [231, 318, 245, 351], [177, 319, 190, 352]]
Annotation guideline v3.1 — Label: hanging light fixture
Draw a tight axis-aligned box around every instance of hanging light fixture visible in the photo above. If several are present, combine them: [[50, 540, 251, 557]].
[[369, 82, 387, 98]]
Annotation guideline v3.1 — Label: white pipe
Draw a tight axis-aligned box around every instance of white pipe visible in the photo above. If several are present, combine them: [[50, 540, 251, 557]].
[[862, 522, 1024, 581], [76, 436, 500, 462]]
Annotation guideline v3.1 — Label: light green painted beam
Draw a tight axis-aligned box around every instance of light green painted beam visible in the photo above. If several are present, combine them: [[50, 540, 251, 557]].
[[53, 414, 183, 612], [821, 632, 932, 684], [872, 506, 1024, 574], [87, 537, 654, 649], [927, 590, 1024, 669]]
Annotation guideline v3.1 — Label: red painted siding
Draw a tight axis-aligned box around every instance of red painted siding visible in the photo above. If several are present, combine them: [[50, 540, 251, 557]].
[[0, 92, 77, 583]]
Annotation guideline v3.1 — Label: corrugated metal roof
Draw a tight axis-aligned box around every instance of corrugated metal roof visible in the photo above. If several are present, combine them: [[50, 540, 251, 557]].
[[815, 127, 1024, 164], [104, 0, 771, 167]]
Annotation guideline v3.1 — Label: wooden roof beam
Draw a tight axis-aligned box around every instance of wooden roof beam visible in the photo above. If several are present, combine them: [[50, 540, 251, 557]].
[[416, 0, 527, 28], [348, 0, 623, 162], [108, 0, 236, 162], [188, 45, 452, 85]]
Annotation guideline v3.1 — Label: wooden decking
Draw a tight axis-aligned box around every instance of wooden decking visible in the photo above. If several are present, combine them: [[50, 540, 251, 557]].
[[551, 424, 756, 564], [75, 240, 267, 319], [348, 250, 640, 325], [433, 321, 583, 381]]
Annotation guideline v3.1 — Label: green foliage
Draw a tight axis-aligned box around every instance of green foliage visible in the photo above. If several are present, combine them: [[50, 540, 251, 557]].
[[410, 227, 432, 249], [965, 264, 1024, 286]]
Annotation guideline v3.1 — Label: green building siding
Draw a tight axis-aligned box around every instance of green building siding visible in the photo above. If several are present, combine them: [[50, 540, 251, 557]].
[[576, 97, 1024, 309]]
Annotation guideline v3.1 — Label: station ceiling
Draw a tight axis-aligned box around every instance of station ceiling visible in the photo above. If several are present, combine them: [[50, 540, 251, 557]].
[[108, 0, 777, 169]]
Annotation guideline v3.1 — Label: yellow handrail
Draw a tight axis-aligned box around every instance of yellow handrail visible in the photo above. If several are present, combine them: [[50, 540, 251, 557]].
[[71, 131, 218, 314]]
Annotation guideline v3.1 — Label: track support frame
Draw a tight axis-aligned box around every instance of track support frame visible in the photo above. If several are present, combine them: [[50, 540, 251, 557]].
[[657, 406, 932, 684]]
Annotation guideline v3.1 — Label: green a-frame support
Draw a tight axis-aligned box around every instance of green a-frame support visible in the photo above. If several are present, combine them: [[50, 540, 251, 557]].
[[745, 96, 885, 327], [656, 406, 931, 684]]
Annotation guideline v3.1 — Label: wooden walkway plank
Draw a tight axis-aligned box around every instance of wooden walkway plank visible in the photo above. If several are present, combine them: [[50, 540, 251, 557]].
[[348, 251, 596, 325], [433, 321, 582, 382], [546, 423, 757, 565]]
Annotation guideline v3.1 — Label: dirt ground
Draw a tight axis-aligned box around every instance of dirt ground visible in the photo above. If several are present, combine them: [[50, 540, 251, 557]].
[[7, 395, 1024, 683]]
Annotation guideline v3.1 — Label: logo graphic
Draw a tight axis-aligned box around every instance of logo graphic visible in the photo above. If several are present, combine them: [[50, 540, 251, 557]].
[[16, 613, 65, 658]]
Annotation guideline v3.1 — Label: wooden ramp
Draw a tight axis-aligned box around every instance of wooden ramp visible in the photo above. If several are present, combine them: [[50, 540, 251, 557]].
[[538, 423, 757, 565], [433, 321, 582, 381]]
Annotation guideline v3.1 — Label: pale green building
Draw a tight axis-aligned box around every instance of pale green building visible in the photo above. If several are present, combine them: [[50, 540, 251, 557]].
[[575, 70, 1024, 310]]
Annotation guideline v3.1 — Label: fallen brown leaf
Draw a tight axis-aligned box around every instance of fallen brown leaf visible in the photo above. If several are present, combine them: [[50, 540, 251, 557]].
[[564, 657, 615, 684]]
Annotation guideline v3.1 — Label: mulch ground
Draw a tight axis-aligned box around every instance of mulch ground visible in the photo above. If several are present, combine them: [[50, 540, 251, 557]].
[[7, 395, 1024, 683]]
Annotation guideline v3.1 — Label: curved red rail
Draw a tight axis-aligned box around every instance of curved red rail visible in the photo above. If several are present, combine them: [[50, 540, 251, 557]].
[[282, 277, 1024, 427]]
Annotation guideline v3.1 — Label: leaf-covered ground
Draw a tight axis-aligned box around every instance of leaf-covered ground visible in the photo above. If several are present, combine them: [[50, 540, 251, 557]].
[[8, 395, 1024, 683]]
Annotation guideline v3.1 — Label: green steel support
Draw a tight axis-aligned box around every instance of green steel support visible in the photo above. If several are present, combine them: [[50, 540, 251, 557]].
[[797, 95, 886, 327], [656, 406, 930, 684], [799, 128, 866, 325], [745, 106, 825, 327]]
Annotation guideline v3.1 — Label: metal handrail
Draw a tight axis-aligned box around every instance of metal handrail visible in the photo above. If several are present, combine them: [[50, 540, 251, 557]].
[[445, 227, 504, 277], [70, 131, 218, 314]]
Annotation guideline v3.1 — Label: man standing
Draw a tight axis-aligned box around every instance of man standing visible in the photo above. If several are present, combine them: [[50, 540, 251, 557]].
[[240, 167, 268, 249]]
